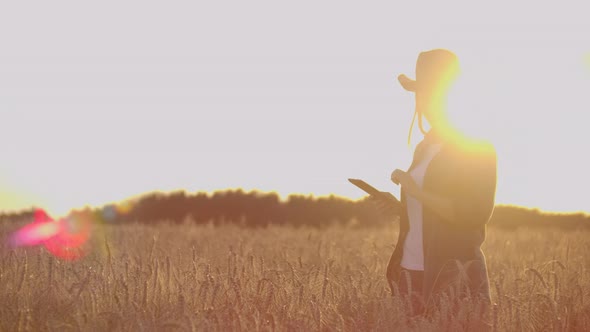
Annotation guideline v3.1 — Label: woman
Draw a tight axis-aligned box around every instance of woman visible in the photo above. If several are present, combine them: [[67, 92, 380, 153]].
[[385, 49, 497, 315]]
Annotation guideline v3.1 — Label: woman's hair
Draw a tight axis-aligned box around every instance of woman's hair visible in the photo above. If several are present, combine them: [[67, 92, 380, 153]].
[[407, 109, 429, 146]]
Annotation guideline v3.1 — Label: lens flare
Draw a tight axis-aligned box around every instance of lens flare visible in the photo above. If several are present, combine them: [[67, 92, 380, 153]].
[[9, 208, 91, 260], [8, 199, 136, 260], [8, 219, 61, 247]]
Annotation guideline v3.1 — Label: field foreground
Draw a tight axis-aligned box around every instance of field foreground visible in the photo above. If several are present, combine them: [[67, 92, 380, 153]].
[[1, 222, 589, 331]]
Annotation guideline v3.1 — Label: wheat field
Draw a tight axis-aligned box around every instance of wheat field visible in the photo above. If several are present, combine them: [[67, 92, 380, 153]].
[[0, 221, 589, 331]]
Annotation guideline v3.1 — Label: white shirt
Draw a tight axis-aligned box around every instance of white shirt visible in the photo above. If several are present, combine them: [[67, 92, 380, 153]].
[[400, 143, 443, 271]]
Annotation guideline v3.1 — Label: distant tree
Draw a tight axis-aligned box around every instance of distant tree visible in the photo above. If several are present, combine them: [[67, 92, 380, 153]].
[[1, 191, 588, 229]]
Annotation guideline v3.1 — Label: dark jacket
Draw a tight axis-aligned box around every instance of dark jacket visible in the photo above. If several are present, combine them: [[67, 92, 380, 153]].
[[386, 133, 497, 305]]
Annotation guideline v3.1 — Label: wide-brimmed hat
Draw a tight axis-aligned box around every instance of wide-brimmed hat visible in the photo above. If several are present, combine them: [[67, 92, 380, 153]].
[[398, 49, 459, 93]]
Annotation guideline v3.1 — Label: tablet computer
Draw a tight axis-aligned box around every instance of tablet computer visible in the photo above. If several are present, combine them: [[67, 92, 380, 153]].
[[348, 178, 400, 213], [348, 178, 383, 197]]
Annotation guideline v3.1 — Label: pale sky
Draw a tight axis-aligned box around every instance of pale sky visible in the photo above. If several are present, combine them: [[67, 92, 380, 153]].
[[1, 1, 589, 216]]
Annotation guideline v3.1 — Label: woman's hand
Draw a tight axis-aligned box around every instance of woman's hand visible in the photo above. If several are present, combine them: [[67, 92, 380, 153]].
[[391, 169, 422, 200]]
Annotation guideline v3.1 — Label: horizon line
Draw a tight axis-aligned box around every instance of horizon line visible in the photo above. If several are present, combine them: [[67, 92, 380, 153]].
[[0, 187, 588, 217]]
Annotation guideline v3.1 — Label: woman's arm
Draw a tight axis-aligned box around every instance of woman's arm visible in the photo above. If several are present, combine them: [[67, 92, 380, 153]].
[[391, 169, 455, 221], [445, 143, 497, 227], [391, 142, 497, 228], [415, 190, 456, 221]]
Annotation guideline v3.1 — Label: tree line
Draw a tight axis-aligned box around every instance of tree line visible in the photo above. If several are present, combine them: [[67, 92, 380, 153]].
[[1, 189, 588, 229]]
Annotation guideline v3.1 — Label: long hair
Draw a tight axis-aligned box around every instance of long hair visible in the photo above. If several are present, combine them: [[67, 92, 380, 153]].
[[407, 109, 428, 146]]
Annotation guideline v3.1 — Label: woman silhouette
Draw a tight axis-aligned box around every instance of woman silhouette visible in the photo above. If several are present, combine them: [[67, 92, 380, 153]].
[[385, 49, 497, 316]]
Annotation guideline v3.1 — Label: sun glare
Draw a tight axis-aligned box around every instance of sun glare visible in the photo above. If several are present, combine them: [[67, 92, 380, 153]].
[[0, 183, 45, 214]]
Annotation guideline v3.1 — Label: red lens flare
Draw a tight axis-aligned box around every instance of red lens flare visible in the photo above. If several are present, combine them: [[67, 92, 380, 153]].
[[9, 208, 91, 260]]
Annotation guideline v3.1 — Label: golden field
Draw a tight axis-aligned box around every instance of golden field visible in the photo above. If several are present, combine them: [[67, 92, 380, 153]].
[[0, 221, 589, 331]]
